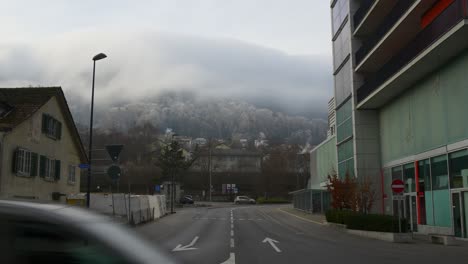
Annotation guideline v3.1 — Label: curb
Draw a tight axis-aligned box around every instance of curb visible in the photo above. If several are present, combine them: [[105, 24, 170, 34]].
[[277, 207, 326, 225]]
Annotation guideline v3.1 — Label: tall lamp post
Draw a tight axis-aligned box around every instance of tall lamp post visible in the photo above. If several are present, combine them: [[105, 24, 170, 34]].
[[86, 53, 107, 208]]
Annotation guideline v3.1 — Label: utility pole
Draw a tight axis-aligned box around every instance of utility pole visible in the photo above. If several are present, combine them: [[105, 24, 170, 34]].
[[208, 139, 212, 202], [170, 168, 175, 214]]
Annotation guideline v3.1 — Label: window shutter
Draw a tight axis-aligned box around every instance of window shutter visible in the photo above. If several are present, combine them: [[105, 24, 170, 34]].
[[39, 155, 46, 177], [55, 160, 61, 181], [42, 114, 48, 133], [12, 149, 18, 173], [56, 121, 62, 139], [30, 153, 38, 177]]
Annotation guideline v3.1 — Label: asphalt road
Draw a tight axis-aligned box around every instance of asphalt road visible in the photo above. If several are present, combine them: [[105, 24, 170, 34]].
[[136, 204, 468, 264]]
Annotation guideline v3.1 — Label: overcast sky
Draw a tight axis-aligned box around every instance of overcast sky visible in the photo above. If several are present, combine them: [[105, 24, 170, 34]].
[[0, 0, 333, 117]]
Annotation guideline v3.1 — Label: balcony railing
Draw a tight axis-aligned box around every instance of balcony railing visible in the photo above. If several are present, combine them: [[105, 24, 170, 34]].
[[353, 0, 377, 30], [355, 0, 417, 66], [357, 0, 468, 104]]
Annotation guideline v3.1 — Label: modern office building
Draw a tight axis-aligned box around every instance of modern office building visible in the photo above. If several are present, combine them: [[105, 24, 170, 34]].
[[330, 0, 468, 237]]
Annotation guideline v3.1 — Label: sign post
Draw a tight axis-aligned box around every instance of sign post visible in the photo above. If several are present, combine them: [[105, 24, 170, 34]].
[[391, 179, 405, 233]]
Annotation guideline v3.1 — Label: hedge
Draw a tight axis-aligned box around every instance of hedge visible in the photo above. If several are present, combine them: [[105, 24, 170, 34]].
[[325, 210, 357, 224], [256, 197, 290, 204], [326, 210, 408, 233]]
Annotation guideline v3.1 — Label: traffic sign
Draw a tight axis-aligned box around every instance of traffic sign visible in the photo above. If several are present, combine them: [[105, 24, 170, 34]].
[[78, 163, 90, 169], [105, 144, 124, 162], [107, 165, 121, 181], [391, 179, 405, 194]]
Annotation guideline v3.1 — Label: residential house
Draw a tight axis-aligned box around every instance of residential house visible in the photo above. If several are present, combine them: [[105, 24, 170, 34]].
[[0, 87, 87, 203]]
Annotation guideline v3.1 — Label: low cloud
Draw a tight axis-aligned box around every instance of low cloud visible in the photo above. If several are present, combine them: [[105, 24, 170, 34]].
[[0, 30, 332, 117]]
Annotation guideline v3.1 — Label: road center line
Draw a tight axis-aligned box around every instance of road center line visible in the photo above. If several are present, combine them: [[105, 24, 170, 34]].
[[231, 223, 234, 229], [231, 230, 234, 236], [230, 238, 235, 248]]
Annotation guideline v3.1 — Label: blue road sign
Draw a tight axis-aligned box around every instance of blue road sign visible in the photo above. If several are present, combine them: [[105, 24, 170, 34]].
[[78, 164, 90, 169]]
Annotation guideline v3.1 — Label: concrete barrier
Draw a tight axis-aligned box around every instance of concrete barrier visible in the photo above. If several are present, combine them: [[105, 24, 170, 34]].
[[88, 193, 167, 224]]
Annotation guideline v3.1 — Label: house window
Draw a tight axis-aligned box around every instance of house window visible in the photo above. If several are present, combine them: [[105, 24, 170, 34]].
[[13, 149, 38, 177], [39, 156, 61, 181], [42, 114, 62, 140], [68, 165, 76, 184]]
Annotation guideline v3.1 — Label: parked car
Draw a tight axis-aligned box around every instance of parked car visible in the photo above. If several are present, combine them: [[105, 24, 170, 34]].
[[180, 195, 194, 204], [234, 196, 256, 204], [0, 200, 175, 264]]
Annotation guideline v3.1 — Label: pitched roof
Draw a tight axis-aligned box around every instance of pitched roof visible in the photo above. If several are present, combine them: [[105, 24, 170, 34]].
[[0, 87, 88, 163]]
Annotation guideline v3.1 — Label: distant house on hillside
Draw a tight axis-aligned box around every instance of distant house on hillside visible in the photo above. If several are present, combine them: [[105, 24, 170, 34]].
[[0, 87, 87, 203], [185, 149, 262, 199]]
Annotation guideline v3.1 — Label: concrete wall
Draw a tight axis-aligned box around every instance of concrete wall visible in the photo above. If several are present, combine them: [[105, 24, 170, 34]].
[[89, 193, 167, 224], [0, 96, 82, 202]]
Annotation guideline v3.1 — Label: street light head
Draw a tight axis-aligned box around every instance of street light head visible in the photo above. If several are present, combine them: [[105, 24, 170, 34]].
[[92, 53, 107, 61]]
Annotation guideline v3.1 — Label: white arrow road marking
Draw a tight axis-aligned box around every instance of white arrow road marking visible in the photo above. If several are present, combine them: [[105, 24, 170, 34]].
[[172, 236, 199, 252], [220, 253, 236, 264], [262, 237, 281, 253]]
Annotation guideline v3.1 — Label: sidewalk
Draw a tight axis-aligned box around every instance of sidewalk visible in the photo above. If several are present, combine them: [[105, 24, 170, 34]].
[[280, 206, 468, 246], [277, 205, 326, 225]]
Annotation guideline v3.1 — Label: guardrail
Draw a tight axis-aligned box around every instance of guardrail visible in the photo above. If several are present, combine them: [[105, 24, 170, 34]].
[[357, 0, 468, 103], [355, 0, 417, 66], [353, 0, 377, 30]]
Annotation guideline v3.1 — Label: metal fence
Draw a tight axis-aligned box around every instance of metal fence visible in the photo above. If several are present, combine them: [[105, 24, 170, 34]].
[[291, 189, 330, 214]]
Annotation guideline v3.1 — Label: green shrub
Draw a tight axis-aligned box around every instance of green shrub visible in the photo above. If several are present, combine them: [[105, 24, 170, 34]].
[[326, 210, 408, 233], [256, 197, 290, 204], [344, 213, 407, 233], [325, 210, 357, 224]]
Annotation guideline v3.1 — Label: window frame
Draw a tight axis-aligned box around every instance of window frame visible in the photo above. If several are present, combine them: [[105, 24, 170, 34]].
[[42, 114, 62, 140], [68, 164, 76, 184], [16, 148, 32, 176], [41, 157, 58, 181]]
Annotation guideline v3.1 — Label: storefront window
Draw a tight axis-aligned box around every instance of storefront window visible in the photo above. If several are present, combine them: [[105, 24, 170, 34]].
[[392, 166, 403, 180], [449, 149, 468, 189], [404, 163, 415, 193], [431, 155, 449, 190], [430, 155, 451, 227]]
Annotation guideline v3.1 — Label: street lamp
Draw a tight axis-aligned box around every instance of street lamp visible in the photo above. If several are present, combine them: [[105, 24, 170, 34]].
[[86, 52, 107, 208]]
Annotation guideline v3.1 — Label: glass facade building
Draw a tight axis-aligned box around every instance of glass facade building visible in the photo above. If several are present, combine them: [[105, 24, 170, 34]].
[[328, 0, 468, 237]]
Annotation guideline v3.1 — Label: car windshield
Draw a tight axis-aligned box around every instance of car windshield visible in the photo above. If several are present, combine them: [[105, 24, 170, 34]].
[[2, 0, 468, 263]]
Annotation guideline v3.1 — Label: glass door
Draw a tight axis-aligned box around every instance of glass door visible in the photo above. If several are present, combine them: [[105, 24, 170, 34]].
[[463, 192, 468, 238], [404, 194, 418, 232], [411, 195, 418, 232], [452, 192, 463, 237]]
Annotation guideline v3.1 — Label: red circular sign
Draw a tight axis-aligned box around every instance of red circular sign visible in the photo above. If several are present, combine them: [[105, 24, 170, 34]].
[[391, 179, 405, 193]]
